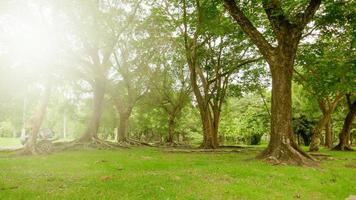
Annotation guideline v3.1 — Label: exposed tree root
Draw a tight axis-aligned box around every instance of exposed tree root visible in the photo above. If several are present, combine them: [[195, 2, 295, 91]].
[[308, 153, 336, 161], [55, 137, 154, 151], [163, 148, 243, 153], [117, 139, 154, 147], [53, 137, 129, 152], [331, 144, 354, 151], [12, 144, 51, 156], [218, 145, 250, 149], [15, 147, 38, 156], [256, 143, 317, 166], [157, 142, 192, 148]]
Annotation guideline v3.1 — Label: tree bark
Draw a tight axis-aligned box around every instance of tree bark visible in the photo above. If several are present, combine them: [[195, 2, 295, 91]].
[[309, 96, 341, 151], [117, 112, 130, 143], [324, 119, 333, 148], [256, 62, 314, 165], [78, 79, 105, 142], [333, 101, 356, 151], [309, 112, 331, 151], [200, 109, 218, 149], [22, 83, 51, 154], [166, 115, 175, 143]]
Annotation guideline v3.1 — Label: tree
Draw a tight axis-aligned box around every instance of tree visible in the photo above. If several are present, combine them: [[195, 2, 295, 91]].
[[224, 0, 321, 165], [111, 45, 150, 144], [294, 0, 356, 151], [181, 0, 259, 148], [61, 0, 117, 143], [333, 94, 356, 151], [62, 0, 141, 143], [22, 81, 52, 154], [308, 95, 342, 150], [150, 65, 191, 144]]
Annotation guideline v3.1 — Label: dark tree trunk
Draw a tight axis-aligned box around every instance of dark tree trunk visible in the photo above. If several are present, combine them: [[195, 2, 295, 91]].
[[22, 83, 51, 154], [257, 62, 314, 165], [117, 112, 130, 143], [324, 119, 333, 148], [333, 101, 356, 151], [78, 79, 105, 142], [166, 115, 175, 143]]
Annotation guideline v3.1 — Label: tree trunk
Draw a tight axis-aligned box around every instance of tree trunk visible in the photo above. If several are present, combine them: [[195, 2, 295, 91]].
[[309, 112, 331, 151], [200, 110, 218, 149], [324, 119, 333, 148], [78, 79, 105, 142], [257, 62, 314, 165], [166, 115, 175, 143], [117, 112, 130, 143], [333, 101, 356, 151], [22, 83, 51, 154]]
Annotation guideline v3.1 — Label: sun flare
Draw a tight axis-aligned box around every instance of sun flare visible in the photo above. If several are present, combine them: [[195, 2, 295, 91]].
[[0, 2, 62, 67]]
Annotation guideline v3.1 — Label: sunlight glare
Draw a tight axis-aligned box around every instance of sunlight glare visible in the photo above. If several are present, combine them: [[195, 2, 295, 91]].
[[1, 2, 62, 67]]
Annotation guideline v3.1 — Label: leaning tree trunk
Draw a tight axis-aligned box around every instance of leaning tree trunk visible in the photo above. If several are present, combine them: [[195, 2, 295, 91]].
[[309, 112, 332, 151], [117, 112, 130, 143], [78, 79, 105, 142], [333, 101, 356, 151], [324, 119, 333, 148], [257, 62, 314, 165], [22, 83, 52, 155]]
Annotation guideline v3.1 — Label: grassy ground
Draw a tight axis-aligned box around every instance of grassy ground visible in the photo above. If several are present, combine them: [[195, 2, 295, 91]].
[[0, 145, 355, 200]]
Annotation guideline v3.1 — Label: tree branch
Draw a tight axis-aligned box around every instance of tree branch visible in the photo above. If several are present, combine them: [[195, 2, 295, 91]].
[[208, 57, 263, 84], [223, 0, 274, 58], [262, 0, 291, 41], [296, 0, 321, 30]]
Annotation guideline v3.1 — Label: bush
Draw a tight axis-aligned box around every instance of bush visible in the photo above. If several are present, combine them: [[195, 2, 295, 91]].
[[0, 121, 15, 137]]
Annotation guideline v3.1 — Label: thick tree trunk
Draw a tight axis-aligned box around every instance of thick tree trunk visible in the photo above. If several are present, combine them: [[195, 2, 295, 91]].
[[333, 101, 356, 151], [257, 63, 314, 165], [117, 112, 129, 143], [200, 110, 218, 149], [78, 79, 105, 142], [166, 115, 175, 143], [324, 119, 333, 148], [22, 83, 51, 154], [309, 112, 331, 151]]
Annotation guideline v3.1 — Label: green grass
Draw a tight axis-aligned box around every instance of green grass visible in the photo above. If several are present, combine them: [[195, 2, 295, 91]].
[[0, 137, 22, 148], [0, 147, 355, 200]]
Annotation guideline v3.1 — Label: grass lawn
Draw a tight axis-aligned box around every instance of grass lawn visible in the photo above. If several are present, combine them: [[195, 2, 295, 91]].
[[0, 146, 355, 200]]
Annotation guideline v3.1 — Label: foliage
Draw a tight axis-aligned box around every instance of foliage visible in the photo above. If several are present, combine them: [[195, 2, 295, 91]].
[[220, 94, 270, 145]]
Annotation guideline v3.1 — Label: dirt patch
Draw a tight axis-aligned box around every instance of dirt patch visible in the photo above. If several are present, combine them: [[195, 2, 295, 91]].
[[345, 163, 356, 168]]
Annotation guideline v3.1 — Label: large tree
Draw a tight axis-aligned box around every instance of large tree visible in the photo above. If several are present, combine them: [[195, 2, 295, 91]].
[[181, 0, 259, 148], [224, 0, 321, 165], [150, 65, 191, 144], [22, 81, 52, 154], [63, 0, 141, 143], [111, 46, 149, 144]]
